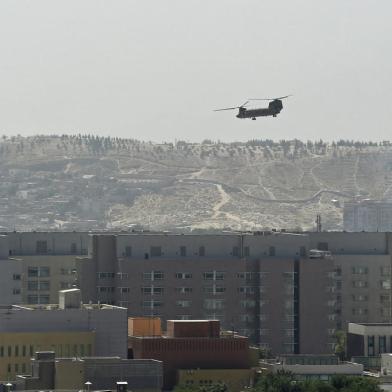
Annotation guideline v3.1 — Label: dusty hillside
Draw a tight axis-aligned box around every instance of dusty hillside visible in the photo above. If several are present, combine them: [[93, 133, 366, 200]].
[[0, 135, 390, 232]]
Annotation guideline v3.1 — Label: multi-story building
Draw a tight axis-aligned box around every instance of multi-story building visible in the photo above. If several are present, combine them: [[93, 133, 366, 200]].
[[0, 289, 127, 380], [76, 233, 335, 355], [344, 200, 392, 232], [2, 230, 392, 357], [5, 232, 90, 304], [0, 235, 22, 305]]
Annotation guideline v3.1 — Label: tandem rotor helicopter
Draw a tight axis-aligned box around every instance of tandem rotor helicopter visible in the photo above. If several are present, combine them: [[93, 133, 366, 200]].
[[214, 95, 292, 120]]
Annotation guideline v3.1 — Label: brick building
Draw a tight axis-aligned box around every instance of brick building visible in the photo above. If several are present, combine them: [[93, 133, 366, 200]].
[[129, 320, 250, 390]]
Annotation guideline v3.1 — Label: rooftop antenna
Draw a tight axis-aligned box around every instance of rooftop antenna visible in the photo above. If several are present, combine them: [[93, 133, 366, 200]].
[[316, 214, 322, 232]]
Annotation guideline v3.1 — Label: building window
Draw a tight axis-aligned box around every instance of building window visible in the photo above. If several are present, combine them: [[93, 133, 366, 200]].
[[268, 246, 276, 256], [143, 271, 164, 281], [27, 281, 38, 291], [199, 246, 205, 257], [13, 274, 21, 280], [380, 336, 387, 353], [380, 294, 390, 304], [117, 272, 129, 279], [119, 287, 130, 293], [150, 246, 162, 257], [36, 240, 48, 254], [380, 280, 391, 290], [368, 335, 375, 356], [238, 286, 256, 294], [125, 246, 132, 257], [28, 267, 39, 278], [240, 314, 254, 322], [175, 287, 193, 294], [13, 288, 21, 295], [381, 266, 391, 276], [352, 266, 368, 275], [97, 272, 115, 279], [98, 286, 115, 293], [70, 243, 77, 254], [240, 300, 256, 308], [352, 294, 368, 302], [142, 300, 163, 308], [175, 272, 192, 279], [141, 286, 164, 295], [204, 299, 225, 310], [352, 280, 368, 288], [177, 315, 192, 320], [352, 308, 368, 316], [299, 246, 307, 257], [203, 271, 225, 280], [203, 286, 226, 294], [38, 295, 50, 304], [176, 300, 192, 308], [232, 246, 239, 257], [180, 246, 187, 257]]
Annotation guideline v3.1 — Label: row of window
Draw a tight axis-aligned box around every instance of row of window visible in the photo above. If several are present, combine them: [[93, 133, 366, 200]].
[[0, 343, 93, 361], [0, 345, 33, 358], [97, 286, 275, 295], [351, 280, 391, 289], [34, 241, 80, 254], [27, 267, 50, 278], [335, 266, 392, 276], [122, 245, 301, 258], [139, 271, 292, 281]]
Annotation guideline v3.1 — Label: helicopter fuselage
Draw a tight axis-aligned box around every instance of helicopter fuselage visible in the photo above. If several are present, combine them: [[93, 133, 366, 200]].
[[236, 99, 283, 119], [236, 107, 281, 119]]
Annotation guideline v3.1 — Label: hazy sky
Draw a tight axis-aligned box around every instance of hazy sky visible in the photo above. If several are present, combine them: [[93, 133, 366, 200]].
[[0, 1, 391, 142]]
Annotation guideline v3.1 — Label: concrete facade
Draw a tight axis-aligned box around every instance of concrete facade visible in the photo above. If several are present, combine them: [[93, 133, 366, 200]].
[[344, 200, 392, 232], [16, 352, 163, 392], [2, 230, 392, 357], [77, 233, 334, 355], [0, 331, 95, 379], [129, 320, 250, 390], [347, 323, 392, 358], [0, 299, 128, 360]]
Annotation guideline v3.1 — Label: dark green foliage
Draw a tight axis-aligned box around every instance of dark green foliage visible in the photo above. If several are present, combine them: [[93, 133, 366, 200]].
[[252, 373, 381, 392]]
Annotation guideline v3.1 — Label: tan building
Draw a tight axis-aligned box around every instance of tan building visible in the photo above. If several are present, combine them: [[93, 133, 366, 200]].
[[17, 352, 163, 392], [0, 331, 94, 379]]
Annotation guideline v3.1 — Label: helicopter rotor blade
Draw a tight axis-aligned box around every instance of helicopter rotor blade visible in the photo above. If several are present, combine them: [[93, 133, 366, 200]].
[[239, 100, 249, 107], [214, 107, 238, 112], [249, 95, 292, 101]]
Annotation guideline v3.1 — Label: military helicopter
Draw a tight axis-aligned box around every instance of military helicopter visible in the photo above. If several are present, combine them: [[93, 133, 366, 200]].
[[214, 95, 291, 120]]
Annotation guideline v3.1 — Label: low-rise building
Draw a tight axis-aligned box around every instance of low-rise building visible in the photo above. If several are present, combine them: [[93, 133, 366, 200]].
[[0, 289, 127, 380], [347, 323, 392, 358], [260, 355, 363, 381], [129, 319, 251, 390], [16, 351, 163, 392]]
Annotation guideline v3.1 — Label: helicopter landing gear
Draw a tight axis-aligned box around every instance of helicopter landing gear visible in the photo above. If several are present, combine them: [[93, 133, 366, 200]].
[[252, 117, 256, 120], [273, 114, 277, 117]]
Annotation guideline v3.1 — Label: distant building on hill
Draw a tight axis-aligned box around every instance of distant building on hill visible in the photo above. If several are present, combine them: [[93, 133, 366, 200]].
[[344, 200, 392, 232]]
